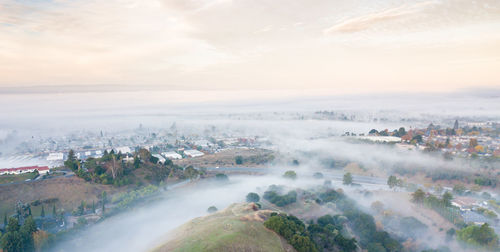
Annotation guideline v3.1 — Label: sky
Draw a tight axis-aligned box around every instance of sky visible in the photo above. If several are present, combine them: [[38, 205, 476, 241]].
[[1, 0, 499, 94]]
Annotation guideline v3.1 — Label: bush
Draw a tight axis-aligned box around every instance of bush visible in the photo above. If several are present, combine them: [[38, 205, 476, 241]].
[[283, 170, 297, 180], [246, 192, 260, 203], [235, 156, 244, 165], [263, 190, 297, 207]]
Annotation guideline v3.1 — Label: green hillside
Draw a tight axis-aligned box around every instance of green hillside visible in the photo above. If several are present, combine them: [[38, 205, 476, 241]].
[[151, 203, 295, 252]]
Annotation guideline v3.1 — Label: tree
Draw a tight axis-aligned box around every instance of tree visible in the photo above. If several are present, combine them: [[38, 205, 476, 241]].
[[235, 156, 243, 165], [452, 184, 466, 195], [92, 201, 96, 213], [313, 172, 324, 179], [412, 189, 425, 204], [20, 216, 36, 251], [207, 206, 218, 213], [4, 212, 7, 227], [246, 192, 260, 203], [215, 173, 229, 181], [442, 192, 453, 207], [397, 127, 406, 137], [102, 191, 107, 214], [457, 223, 499, 249], [283, 170, 297, 180], [40, 206, 45, 218], [33, 230, 50, 252], [1, 217, 22, 252], [343, 172, 353, 185], [387, 175, 399, 189], [52, 205, 56, 217]]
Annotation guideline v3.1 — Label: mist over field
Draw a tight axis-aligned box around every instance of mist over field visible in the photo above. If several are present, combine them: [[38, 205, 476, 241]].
[[1, 0, 500, 251], [0, 89, 489, 251]]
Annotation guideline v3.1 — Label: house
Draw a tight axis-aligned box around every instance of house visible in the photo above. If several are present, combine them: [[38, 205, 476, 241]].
[[0, 166, 50, 175], [162, 151, 182, 160], [46, 152, 64, 161], [184, 149, 204, 158], [152, 154, 166, 164]]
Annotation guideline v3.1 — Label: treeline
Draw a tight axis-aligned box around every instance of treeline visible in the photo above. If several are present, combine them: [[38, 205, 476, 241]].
[[412, 190, 464, 226], [307, 215, 357, 252], [263, 187, 297, 207], [1, 217, 41, 252], [65, 149, 201, 187], [264, 213, 317, 252], [317, 189, 403, 251]]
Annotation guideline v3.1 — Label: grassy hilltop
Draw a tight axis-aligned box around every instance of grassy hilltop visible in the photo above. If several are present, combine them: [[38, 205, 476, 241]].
[[152, 203, 295, 252]]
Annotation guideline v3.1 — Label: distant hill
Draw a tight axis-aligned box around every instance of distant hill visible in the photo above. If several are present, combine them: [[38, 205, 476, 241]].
[[151, 203, 295, 252]]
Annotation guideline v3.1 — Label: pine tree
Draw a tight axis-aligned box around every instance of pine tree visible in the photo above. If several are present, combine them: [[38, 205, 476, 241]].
[[28, 206, 32, 216], [40, 205, 45, 218], [92, 201, 96, 213], [52, 204, 56, 217]]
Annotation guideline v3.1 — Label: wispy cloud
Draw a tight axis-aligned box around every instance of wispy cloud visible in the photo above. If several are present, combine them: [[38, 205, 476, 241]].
[[324, 1, 438, 34]]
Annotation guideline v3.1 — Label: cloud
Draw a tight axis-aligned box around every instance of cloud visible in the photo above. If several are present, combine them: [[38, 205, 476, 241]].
[[324, 1, 438, 34]]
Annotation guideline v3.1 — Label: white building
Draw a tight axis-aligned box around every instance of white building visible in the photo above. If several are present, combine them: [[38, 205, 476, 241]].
[[152, 154, 166, 164], [162, 151, 182, 160], [46, 152, 64, 161], [184, 149, 204, 158], [115, 146, 132, 154]]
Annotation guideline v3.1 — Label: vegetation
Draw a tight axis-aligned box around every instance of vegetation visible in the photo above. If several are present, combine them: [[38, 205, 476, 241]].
[[111, 185, 159, 210], [387, 175, 402, 189], [245, 192, 260, 203], [308, 215, 357, 252], [315, 188, 403, 252], [215, 173, 229, 181], [207, 206, 218, 213], [235, 156, 243, 165], [342, 172, 353, 185], [65, 148, 187, 187], [283, 170, 297, 180], [456, 223, 499, 249], [263, 189, 297, 207], [264, 213, 318, 252], [1, 216, 37, 252], [0, 172, 39, 184]]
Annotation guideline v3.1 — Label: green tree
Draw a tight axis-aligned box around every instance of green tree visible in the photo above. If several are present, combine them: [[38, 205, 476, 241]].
[[207, 206, 218, 213], [28, 206, 31, 216], [283, 170, 297, 180], [457, 223, 499, 249], [40, 206, 45, 218], [20, 216, 36, 251], [52, 205, 56, 217], [1, 217, 22, 252], [4, 212, 7, 227], [92, 201, 96, 213], [412, 189, 425, 204], [246, 192, 260, 203], [235, 156, 243, 165], [343, 172, 353, 185], [452, 184, 466, 195], [442, 191, 453, 207], [387, 175, 399, 189]]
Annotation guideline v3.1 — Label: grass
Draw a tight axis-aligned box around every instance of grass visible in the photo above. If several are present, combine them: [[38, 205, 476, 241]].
[[0, 172, 38, 184], [153, 203, 290, 252]]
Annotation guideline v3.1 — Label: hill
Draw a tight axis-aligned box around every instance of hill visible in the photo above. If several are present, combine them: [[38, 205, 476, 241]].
[[151, 203, 295, 252]]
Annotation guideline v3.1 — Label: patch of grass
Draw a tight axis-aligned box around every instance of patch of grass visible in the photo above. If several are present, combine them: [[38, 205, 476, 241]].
[[0, 172, 38, 184]]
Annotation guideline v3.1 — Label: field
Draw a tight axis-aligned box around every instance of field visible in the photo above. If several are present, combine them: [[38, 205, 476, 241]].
[[152, 203, 295, 252], [174, 148, 275, 168], [0, 172, 38, 184], [0, 176, 119, 216]]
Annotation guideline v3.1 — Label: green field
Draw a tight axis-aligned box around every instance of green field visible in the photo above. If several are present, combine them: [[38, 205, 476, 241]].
[[152, 203, 293, 252], [0, 172, 38, 184]]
